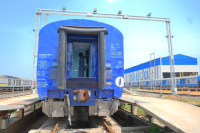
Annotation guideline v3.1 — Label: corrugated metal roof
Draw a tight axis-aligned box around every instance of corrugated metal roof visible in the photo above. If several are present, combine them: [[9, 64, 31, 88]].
[[162, 54, 197, 65], [124, 58, 161, 74], [124, 54, 198, 74], [0, 74, 32, 80]]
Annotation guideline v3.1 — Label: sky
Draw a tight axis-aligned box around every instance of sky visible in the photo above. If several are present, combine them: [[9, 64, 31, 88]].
[[0, 0, 200, 79]]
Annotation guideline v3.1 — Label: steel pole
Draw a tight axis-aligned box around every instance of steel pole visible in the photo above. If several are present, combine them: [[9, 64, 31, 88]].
[[46, 14, 48, 25], [150, 54, 152, 90], [154, 53, 155, 90], [166, 21, 176, 95], [169, 22, 177, 94], [32, 14, 38, 94], [150, 53, 155, 90], [36, 14, 41, 86]]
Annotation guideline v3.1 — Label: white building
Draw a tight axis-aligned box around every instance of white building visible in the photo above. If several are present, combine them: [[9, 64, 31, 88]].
[[124, 54, 199, 83]]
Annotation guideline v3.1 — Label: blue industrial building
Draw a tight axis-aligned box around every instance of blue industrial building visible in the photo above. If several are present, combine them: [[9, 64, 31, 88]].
[[124, 54, 199, 83]]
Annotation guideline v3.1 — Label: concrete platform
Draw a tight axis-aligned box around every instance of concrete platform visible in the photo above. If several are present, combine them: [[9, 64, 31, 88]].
[[0, 90, 32, 100], [0, 94, 40, 111], [121, 93, 200, 133]]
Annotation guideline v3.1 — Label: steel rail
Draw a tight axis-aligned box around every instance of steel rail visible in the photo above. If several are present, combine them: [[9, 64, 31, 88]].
[[100, 117, 114, 133]]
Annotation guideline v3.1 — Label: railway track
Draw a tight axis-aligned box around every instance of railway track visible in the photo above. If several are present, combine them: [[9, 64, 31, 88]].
[[125, 87, 200, 95], [136, 89, 200, 97], [34, 110, 160, 133], [123, 88, 200, 103]]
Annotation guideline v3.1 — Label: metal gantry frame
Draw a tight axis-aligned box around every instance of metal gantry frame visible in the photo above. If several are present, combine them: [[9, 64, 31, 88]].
[[32, 8, 177, 95]]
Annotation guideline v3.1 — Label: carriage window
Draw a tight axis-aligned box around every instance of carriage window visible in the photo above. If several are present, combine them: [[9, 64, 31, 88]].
[[187, 80, 190, 83]]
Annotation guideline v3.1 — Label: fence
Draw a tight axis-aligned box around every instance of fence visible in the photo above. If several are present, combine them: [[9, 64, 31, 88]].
[[0, 78, 36, 99]]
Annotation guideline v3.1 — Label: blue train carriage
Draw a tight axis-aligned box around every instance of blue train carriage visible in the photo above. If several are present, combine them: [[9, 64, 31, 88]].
[[180, 76, 198, 88], [0, 75, 32, 92], [158, 76, 199, 90], [37, 19, 124, 118], [155, 80, 162, 87]]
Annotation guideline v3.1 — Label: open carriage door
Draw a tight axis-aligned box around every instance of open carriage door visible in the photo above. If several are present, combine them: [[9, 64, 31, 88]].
[[57, 26, 108, 90]]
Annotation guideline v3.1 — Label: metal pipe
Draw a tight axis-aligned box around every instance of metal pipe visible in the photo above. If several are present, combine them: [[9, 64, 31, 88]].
[[46, 14, 48, 25], [150, 55, 151, 89], [154, 53, 155, 90], [35, 14, 41, 87], [150, 53, 155, 90], [168, 24, 174, 94], [169, 22, 177, 94], [32, 14, 37, 92], [39, 10, 41, 31], [38, 9, 88, 14], [166, 22, 176, 95]]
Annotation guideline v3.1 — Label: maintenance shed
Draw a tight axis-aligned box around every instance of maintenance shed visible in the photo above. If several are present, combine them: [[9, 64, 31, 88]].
[[124, 54, 199, 83]]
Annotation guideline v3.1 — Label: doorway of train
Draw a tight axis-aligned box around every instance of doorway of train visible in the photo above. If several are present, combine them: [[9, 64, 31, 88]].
[[72, 42, 92, 77]]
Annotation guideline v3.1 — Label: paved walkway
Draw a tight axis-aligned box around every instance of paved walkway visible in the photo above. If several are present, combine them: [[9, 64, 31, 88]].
[[122, 93, 200, 133], [0, 94, 40, 111]]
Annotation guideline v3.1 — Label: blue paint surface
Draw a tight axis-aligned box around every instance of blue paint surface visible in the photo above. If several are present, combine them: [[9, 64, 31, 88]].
[[37, 19, 124, 104], [125, 58, 160, 74], [125, 54, 198, 74], [162, 54, 197, 65]]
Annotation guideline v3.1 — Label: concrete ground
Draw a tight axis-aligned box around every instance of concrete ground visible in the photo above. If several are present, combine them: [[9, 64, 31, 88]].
[[0, 94, 40, 111], [122, 93, 200, 133], [19, 113, 48, 133], [136, 89, 200, 95], [0, 90, 32, 99]]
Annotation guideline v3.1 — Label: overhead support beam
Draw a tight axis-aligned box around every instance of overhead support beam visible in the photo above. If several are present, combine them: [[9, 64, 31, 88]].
[[36, 12, 170, 22]]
